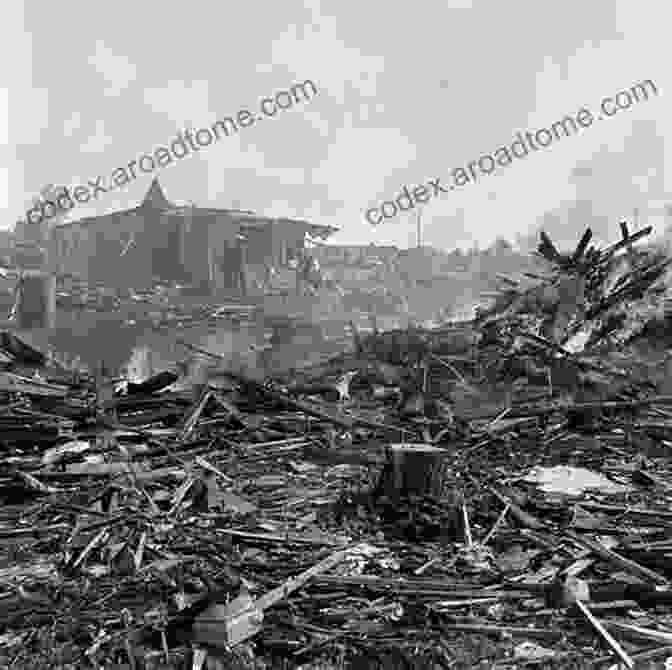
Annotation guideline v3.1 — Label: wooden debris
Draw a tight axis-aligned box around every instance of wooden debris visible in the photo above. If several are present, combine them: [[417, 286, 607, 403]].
[[4, 223, 672, 667], [568, 531, 669, 586], [192, 546, 354, 647], [575, 599, 634, 669]]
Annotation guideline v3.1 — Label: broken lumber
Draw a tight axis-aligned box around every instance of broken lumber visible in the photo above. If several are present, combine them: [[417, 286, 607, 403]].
[[192, 546, 354, 647], [568, 531, 669, 586], [575, 600, 634, 669]]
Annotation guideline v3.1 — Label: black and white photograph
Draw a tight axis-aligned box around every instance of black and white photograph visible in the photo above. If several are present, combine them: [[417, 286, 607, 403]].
[[2, 1, 672, 668]]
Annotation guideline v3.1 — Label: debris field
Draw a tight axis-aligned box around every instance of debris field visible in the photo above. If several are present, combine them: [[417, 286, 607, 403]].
[[3, 225, 672, 669]]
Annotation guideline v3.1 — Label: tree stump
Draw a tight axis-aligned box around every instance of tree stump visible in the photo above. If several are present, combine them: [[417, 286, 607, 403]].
[[376, 443, 449, 500]]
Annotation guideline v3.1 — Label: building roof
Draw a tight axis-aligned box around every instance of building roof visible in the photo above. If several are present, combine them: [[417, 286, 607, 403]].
[[54, 206, 142, 230], [141, 177, 174, 209], [54, 178, 338, 237], [158, 208, 336, 238]]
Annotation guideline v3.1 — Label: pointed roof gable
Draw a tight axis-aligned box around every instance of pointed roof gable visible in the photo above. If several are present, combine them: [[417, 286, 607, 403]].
[[142, 178, 173, 209]]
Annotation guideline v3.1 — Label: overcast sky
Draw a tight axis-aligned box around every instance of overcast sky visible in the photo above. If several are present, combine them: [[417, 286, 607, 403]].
[[3, 0, 670, 250]]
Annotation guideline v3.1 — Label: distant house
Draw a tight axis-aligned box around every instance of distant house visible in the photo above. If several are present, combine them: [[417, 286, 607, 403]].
[[16, 178, 337, 293]]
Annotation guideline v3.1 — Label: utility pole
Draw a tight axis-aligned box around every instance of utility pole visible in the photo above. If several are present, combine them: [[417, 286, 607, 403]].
[[416, 211, 422, 249]]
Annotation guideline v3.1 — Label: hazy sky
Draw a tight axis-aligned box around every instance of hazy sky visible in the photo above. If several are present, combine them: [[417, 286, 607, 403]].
[[4, 0, 671, 250]]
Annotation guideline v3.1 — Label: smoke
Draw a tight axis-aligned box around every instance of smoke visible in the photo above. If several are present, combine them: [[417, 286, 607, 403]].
[[530, 120, 668, 252], [124, 345, 154, 384]]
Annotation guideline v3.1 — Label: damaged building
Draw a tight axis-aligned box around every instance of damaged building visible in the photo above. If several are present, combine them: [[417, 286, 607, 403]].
[[14, 178, 337, 294]]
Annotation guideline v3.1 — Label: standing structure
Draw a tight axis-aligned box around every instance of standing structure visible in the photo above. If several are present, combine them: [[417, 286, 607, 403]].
[[15, 178, 337, 294]]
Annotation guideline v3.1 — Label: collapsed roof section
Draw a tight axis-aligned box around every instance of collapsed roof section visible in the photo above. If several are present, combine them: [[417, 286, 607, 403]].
[[54, 177, 338, 240]]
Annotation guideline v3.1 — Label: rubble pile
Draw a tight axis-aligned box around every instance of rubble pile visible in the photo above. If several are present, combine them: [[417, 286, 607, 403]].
[[473, 224, 672, 394], [52, 277, 258, 330], [3, 225, 672, 668]]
